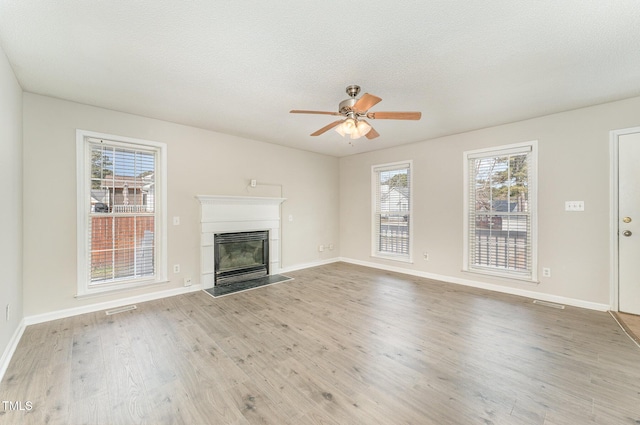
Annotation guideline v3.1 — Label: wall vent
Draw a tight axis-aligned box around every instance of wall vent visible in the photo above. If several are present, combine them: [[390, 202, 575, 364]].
[[105, 305, 137, 315], [533, 300, 565, 309]]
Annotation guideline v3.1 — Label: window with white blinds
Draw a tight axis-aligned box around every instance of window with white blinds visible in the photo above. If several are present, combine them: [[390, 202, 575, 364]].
[[372, 161, 412, 261], [76, 130, 167, 296], [464, 142, 537, 280]]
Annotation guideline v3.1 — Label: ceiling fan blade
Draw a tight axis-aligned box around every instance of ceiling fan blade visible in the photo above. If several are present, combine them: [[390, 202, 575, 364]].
[[290, 110, 342, 116], [353, 93, 382, 113], [363, 121, 379, 140], [310, 120, 344, 136], [366, 111, 422, 120]]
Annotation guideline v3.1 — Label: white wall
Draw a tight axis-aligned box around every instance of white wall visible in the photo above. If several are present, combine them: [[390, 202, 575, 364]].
[[340, 96, 640, 308], [18, 89, 640, 318], [22, 93, 339, 316], [0, 45, 23, 364]]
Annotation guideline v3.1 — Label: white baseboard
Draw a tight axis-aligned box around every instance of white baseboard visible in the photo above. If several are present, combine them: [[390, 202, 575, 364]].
[[0, 318, 26, 383], [339, 257, 610, 312], [280, 257, 340, 274], [24, 284, 204, 326]]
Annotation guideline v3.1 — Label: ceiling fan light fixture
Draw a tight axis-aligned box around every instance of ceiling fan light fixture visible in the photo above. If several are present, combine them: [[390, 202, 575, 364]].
[[356, 120, 371, 136], [335, 117, 371, 140], [335, 117, 357, 137], [343, 118, 356, 134]]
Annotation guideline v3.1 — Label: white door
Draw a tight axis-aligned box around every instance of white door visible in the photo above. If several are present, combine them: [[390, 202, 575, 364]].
[[619, 131, 640, 315]]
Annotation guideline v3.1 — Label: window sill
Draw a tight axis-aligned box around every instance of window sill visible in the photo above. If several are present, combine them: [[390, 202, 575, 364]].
[[76, 278, 169, 300]]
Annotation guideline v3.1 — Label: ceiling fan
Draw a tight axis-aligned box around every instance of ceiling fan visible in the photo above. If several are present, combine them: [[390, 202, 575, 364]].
[[290, 85, 421, 141]]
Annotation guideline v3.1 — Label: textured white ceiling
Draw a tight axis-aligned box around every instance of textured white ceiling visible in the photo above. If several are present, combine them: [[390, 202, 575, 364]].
[[1, 1, 639, 157]]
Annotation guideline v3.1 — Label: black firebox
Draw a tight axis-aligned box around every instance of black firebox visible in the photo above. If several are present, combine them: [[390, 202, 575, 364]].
[[214, 230, 269, 286]]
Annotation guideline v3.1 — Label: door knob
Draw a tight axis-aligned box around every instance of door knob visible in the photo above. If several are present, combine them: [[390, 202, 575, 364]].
[[623, 230, 632, 237], [623, 217, 632, 223]]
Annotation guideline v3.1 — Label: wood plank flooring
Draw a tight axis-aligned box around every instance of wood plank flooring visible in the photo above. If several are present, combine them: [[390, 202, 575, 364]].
[[2, 262, 640, 424], [614, 312, 640, 346]]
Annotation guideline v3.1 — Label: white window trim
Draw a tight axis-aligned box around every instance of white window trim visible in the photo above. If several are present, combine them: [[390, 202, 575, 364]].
[[371, 160, 414, 263], [76, 129, 168, 297], [462, 141, 538, 282]]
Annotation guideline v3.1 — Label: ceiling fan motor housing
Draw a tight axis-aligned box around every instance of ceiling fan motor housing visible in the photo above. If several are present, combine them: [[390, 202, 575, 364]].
[[339, 98, 358, 115]]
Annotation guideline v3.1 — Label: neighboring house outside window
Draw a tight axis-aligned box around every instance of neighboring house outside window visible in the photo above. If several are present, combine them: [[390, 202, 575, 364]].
[[463, 141, 537, 281], [372, 161, 413, 262], [76, 130, 167, 296]]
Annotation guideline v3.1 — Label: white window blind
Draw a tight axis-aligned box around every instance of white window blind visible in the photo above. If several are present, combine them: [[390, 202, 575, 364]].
[[77, 130, 167, 296], [465, 143, 536, 279], [89, 140, 156, 284], [372, 161, 412, 260]]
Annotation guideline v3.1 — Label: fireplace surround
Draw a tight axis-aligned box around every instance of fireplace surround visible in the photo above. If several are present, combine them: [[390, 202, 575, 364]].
[[197, 195, 286, 289]]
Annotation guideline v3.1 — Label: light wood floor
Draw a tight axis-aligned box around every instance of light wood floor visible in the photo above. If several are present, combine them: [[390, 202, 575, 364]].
[[2, 262, 640, 424], [614, 312, 640, 346]]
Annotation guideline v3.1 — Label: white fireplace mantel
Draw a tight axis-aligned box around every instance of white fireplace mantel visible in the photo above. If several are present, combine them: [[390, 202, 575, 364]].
[[196, 195, 286, 289]]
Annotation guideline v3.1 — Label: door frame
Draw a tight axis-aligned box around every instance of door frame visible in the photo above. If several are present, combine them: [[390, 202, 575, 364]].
[[609, 126, 640, 312]]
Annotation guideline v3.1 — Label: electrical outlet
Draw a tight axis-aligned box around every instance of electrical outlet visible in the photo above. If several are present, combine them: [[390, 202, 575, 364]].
[[328, 243, 334, 251], [184, 277, 192, 287], [542, 267, 551, 278], [250, 179, 257, 187], [565, 201, 584, 211], [173, 264, 180, 273], [423, 252, 429, 261], [318, 245, 324, 252]]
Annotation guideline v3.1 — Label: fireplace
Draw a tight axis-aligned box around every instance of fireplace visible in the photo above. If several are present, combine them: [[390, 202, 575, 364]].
[[215, 230, 269, 286], [197, 195, 286, 290]]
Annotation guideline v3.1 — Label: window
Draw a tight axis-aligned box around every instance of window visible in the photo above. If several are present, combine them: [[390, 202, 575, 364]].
[[464, 142, 537, 281], [372, 161, 412, 261], [76, 130, 167, 296]]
